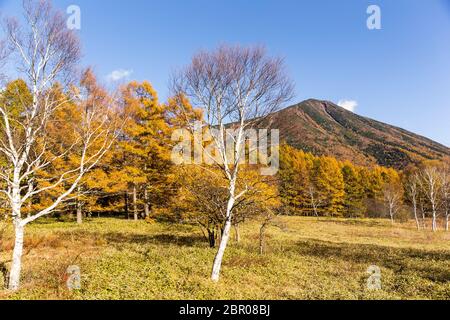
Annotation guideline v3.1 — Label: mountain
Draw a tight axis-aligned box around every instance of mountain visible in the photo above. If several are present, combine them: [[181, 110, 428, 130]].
[[263, 99, 449, 169]]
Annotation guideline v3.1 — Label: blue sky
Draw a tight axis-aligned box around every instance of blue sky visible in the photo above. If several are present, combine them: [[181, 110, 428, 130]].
[[1, 0, 450, 146]]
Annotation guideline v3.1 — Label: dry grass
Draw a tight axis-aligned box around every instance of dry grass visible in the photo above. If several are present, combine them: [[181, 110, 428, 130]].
[[0, 217, 449, 300]]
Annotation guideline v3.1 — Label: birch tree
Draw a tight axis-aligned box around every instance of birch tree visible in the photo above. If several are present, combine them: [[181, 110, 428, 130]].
[[308, 184, 322, 217], [383, 182, 402, 224], [440, 163, 449, 231], [172, 45, 293, 282], [0, 0, 117, 290], [418, 165, 443, 232], [406, 173, 421, 230]]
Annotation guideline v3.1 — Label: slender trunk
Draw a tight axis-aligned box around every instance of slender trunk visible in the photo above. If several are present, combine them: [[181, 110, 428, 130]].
[[389, 205, 394, 225], [259, 223, 267, 255], [0, 262, 8, 289], [208, 229, 216, 248], [445, 214, 449, 232], [211, 218, 232, 282], [76, 187, 82, 224], [8, 223, 24, 291], [76, 205, 82, 225], [133, 185, 138, 221], [211, 187, 235, 282], [431, 202, 437, 232], [125, 192, 129, 220], [234, 224, 240, 243], [421, 208, 426, 230], [413, 200, 420, 231], [144, 188, 150, 218], [217, 225, 222, 244]]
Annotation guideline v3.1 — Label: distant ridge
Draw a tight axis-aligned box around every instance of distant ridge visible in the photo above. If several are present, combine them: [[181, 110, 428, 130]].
[[263, 99, 449, 169]]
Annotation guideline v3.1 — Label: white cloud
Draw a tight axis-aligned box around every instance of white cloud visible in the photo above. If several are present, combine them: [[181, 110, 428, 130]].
[[106, 69, 133, 82], [337, 99, 358, 112]]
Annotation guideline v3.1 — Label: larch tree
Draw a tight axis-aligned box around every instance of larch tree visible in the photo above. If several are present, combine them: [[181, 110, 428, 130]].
[[279, 145, 313, 215], [311, 156, 345, 217], [69, 68, 112, 224], [118, 82, 196, 220], [119, 81, 160, 220], [172, 45, 293, 282], [0, 0, 118, 290], [342, 162, 365, 218]]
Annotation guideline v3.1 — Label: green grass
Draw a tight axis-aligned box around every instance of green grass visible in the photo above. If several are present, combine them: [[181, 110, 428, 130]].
[[0, 217, 449, 300]]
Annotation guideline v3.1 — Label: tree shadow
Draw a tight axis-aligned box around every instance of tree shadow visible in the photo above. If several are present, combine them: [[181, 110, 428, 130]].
[[103, 232, 206, 248], [295, 239, 450, 283], [315, 219, 386, 227]]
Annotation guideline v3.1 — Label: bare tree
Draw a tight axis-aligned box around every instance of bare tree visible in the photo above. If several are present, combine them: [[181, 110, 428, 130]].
[[406, 173, 421, 230], [308, 184, 322, 217], [440, 164, 449, 231], [418, 165, 443, 232], [0, 1, 117, 290], [259, 208, 286, 255], [172, 45, 293, 282], [383, 183, 402, 225]]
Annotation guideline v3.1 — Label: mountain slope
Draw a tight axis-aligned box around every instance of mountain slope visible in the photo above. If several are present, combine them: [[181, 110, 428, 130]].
[[263, 99, 449, 169]]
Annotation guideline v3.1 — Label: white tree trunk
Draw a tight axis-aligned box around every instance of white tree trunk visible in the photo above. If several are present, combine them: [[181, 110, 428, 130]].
[[76, 187, 83, 224], [421, 210, 426, 230], [389, 204, 394, 225], [76, 200, 83, 225], [211, 194, 235, 282], [432, 212, 437, 232], [211, 218, 232, 282], [8, 224, 24, 291], [413, 200, 420, 231], [431, 201, 438, 232]]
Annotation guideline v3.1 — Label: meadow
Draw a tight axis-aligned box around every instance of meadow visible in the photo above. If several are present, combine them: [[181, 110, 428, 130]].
[[0, 217, 449, 300]]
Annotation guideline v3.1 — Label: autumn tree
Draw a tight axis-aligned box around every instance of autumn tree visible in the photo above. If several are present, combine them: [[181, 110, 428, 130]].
[[116, 81, 176, 220], [69, 68, 112, 224], [172, 45, 293, 282], [0, 1, 117, 290], [279, 145, 313, 215], [342, 162, 365, 218], [175, 165, 278, 248], [311, 156, 345, 217]]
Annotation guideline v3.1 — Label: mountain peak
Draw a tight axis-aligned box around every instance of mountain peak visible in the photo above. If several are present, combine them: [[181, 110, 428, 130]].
[[265, 100, 449, 169]]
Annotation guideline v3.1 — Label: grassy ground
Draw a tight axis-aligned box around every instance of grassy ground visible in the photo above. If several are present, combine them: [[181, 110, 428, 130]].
[[0, 217, 449, 300]]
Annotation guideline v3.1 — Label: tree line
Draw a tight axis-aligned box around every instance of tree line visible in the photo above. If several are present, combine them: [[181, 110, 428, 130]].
[[278, 144, 450, 231]]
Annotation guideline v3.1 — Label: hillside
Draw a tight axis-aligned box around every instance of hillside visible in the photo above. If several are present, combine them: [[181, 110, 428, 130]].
[[263, 99, 449, 169]]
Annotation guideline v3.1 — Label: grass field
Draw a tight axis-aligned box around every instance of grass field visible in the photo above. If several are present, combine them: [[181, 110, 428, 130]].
[[0, 217, 449, 300]]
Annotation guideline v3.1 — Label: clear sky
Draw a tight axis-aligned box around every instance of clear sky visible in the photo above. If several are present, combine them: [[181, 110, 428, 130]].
[[1, 0, 450, 146]]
